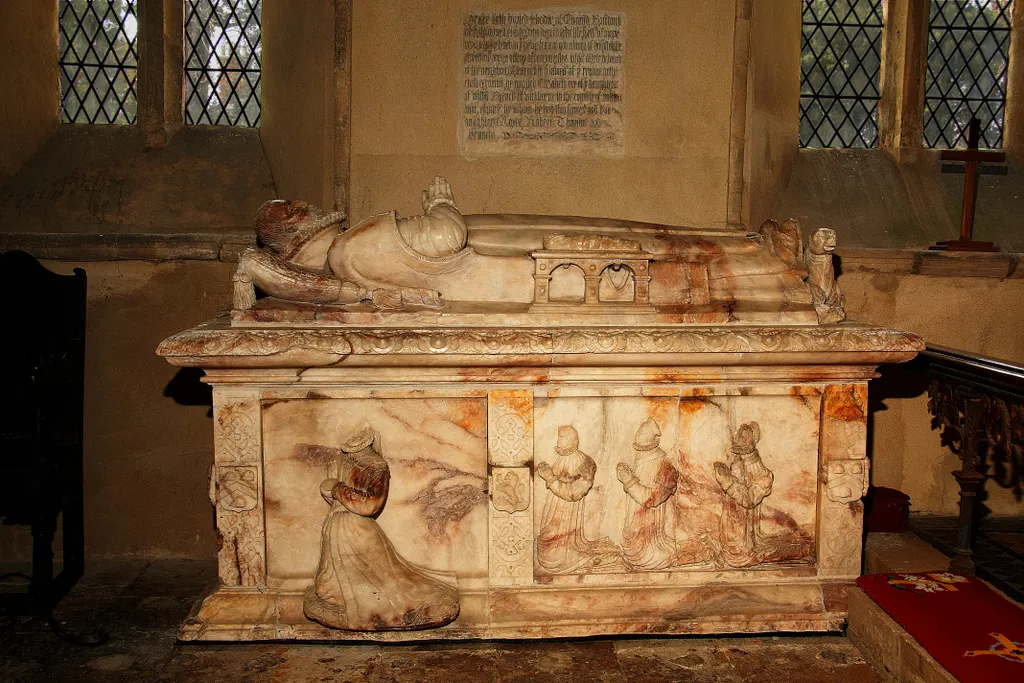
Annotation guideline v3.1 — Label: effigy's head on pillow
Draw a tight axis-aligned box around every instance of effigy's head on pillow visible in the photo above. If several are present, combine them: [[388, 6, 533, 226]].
[[254, 199, 345, 261]]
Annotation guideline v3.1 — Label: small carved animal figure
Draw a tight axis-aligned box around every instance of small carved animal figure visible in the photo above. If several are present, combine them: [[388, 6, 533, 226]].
[[804, 227, 845, 324]]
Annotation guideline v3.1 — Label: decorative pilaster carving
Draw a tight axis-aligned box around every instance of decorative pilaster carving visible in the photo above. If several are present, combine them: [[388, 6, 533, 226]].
[[488, 391, 534, 585], [488, 391, 534, 467], [211, 389, 266, 587], [817, 384, 868, 577]]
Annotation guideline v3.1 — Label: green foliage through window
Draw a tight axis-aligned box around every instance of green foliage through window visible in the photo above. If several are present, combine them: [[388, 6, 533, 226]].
[[924, 0, 1012, 149], [184, 0, 262, 127], [59, 0, 138, 124], [800, 0, 883, 148]]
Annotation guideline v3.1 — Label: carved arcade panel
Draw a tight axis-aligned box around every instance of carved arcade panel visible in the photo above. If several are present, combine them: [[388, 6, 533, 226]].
[[198, 382, 881, 635]]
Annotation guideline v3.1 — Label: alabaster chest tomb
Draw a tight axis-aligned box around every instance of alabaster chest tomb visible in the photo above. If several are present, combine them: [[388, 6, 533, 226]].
[[159, 178, 922, 640]]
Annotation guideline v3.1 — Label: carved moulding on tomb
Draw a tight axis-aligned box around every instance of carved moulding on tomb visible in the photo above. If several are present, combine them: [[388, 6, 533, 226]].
[[529, 233, 656, 313], [158, 325, 926, 367], [490, 467, 533, 585], [490, 468, 533, 585], [216, 465, 258, 511], [211, 390, 266, 587], [825, 458, 870, 504], [491, 467, 530, 514], [491, 510, 533, 585], [487, 390, 534, 467]]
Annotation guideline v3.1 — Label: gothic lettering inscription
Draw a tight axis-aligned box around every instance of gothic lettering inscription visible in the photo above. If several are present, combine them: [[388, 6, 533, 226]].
[[461, 9, 625, 156]]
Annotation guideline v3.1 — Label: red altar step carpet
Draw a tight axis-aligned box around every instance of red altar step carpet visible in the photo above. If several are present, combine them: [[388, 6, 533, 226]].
[[856, 572, 1024, 682]]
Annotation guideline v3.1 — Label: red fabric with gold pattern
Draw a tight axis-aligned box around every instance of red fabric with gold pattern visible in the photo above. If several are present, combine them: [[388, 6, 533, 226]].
[[856, 572, 1024, 682]]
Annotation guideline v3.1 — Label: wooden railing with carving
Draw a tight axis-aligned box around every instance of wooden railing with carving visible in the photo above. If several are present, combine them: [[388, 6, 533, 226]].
[[924, 345, 1024, 573]]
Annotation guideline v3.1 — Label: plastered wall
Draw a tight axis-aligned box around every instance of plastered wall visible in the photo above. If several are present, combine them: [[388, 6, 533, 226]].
[[743, 0, 800, 228], [842, 272, 1024, 515], [260, 0, 338, 209], [349, 0, 736, 227], [0, 0, 59, 184]]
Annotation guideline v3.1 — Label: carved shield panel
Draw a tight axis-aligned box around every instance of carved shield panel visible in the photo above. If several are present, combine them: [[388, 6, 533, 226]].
[[217, 465, 259, 512], [491, 467, 530, 513], [825, 458, 869, 503]]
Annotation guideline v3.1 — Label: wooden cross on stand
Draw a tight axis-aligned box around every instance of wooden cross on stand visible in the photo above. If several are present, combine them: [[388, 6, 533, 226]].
[[930, 117, 1006, 252]]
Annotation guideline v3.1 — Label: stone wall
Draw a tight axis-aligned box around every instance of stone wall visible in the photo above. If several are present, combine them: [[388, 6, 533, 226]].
[[260, 0, 341, 209], [843, 272, 1024, 515], [0, 260, 231, 560], [349, 0, 738, 227]]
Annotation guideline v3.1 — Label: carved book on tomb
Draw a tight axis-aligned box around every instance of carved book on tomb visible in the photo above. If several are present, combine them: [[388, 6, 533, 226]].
[[159, 176, 921, 641]]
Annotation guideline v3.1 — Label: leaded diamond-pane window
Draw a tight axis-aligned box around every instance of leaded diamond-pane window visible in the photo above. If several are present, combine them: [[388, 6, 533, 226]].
[[59, 0, 139, 124], [184, 1, 262, 127], [924, 0, 1012, 149], [800, 0, 883, 148]]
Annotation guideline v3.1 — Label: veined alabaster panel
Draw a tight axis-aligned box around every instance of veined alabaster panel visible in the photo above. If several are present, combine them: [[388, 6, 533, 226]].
[[261, 397, 488, 586], [532, 393, 821, 578]]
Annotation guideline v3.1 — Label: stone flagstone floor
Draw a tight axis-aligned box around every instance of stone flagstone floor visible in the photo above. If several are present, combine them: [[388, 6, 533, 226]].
[[0, 559, 883, 683]]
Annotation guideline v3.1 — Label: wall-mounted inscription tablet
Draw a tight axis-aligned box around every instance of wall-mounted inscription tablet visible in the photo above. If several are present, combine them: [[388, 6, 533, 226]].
[[461, 9, 625, 157]]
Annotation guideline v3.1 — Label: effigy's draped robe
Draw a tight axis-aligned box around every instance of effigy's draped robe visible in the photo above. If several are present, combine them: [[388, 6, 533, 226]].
[[304, 500, 459, 630]]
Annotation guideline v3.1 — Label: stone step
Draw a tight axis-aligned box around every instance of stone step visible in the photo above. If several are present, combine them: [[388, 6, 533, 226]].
[[848, 587, 957, 683]]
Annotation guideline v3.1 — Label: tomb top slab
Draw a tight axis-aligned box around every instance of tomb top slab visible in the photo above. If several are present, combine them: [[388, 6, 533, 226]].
[[158, 317, 922, 369]]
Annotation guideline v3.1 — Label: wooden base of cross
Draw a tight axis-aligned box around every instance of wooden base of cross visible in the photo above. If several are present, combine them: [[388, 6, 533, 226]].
[[929, 117, 1005, 252], [929, 239, 999, 252]]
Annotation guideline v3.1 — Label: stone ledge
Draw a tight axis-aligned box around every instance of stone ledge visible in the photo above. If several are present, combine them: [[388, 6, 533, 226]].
[[0, 231, 254, 262], [864, 532, 951, 574], [838, 247, 1022, 278]]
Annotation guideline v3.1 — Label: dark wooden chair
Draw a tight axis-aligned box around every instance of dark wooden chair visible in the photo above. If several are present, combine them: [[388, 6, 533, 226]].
[[0, 250, 102, 643]]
